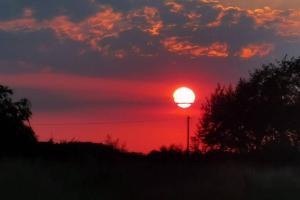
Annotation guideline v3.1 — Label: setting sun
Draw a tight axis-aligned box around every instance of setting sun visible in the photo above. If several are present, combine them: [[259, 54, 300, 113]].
[[173, 87, 196, 108]]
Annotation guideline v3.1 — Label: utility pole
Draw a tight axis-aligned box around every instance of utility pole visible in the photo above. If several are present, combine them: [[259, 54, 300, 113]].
[[173, 87, 196, 155], [187, 115, 190, 154]]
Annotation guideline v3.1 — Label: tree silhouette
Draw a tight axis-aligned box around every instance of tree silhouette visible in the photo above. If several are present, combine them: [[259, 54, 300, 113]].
[[0, 85, 37, 154], [196, 57, 300, 154]]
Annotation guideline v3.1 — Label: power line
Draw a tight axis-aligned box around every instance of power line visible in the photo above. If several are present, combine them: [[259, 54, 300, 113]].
[[32, 118, 184, 126]]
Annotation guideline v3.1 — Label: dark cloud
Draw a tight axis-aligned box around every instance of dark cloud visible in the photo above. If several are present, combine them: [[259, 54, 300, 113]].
[[14, 87, 166, 113], [0, 0, 100, 21], [0, 0, 299, 79]]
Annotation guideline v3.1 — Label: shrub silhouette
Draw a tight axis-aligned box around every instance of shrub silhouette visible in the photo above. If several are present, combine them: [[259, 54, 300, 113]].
[[196, 57, 300, 155], [0, 85, 37, 155]]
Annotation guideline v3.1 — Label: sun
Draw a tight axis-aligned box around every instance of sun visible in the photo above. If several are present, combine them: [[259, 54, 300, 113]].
[[173, 87, 196, 108]]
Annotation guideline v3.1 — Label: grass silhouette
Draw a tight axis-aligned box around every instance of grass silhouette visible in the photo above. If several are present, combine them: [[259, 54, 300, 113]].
[[1, 142, 300, 200]]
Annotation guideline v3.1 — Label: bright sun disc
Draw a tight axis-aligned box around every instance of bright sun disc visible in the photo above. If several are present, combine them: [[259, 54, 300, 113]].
[[173, 87, 196, 108]]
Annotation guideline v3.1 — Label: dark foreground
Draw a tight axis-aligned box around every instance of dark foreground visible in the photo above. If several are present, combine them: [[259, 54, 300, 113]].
[[1, 142, 300, 200], [2, 159, 300, 199]]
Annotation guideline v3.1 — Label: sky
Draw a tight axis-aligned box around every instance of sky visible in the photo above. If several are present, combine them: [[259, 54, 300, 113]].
[[1, 0, 300, 153]]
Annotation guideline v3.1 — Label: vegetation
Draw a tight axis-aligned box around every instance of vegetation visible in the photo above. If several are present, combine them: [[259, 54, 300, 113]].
[[0, 85, 37, 155], [196, 57, 300, 156], [1, 156, 300, 200]]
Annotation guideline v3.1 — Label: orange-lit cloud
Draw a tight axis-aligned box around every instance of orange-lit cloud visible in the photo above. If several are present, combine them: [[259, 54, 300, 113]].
[[0, 7, 125, 52], [0, 18, 40, 32], [221, 0, 300, 10], [207, 4, 243, 27], [0, 5, 164, 57], [0, 8, 36, 31], [48, 7, 125, 52], [237, 43, 274, 59], [1, 1, 300, 60], [277, 10, 300, 37], [129, 6, 163, 36], [165, 1, 184, 13], [161, 37, 229, 58], [48, 16, 86, 41], [202, 3, 300, 37], [186, 12, 202, 20], [247, 7, 281, 26], [247, 7, 300, 37]]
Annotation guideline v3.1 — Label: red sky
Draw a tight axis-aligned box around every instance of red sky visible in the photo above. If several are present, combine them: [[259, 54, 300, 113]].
[[1, 72, 208, 152], [1, 0, 300, 152]]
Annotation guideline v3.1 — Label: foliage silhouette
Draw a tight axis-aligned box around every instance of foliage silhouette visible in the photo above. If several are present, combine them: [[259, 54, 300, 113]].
[[148, 145, 186, 161], [35, 141, 131, 162], [196, 57, 300, 155], [0, 85, 37, 155], [104, 134, 127, 152]]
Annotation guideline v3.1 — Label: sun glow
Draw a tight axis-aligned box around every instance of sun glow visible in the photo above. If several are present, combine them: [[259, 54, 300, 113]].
[[173, 87, 196, 108]]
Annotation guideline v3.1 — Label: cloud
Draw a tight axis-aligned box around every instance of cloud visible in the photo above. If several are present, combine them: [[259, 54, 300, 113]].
[[196, 2, 300, 39], [206, 4, 242, 27], [129, 6, 164, 36], [0, 4, 166, 58], [161, 37, 229, 58], [237, 43, 275, 59], [247, 7, 300, 37], [0, 10, 40, 32], [0, 0, 299, 65], [48, 7, 126, 53], [221, 0, 300, 10], [165, 1, 184, 13]]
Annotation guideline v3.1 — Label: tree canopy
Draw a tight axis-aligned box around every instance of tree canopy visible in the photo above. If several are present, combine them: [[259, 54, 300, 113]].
[[0, 85, 37, 154], [196, 57, 300, 154]]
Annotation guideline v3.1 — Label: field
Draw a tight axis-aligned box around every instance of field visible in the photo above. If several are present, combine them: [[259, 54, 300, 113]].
[[1, 156, 300, 200]]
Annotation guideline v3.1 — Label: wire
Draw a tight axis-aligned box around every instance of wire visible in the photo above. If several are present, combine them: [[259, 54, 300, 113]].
[[32, 118, 184, 126]]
